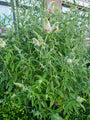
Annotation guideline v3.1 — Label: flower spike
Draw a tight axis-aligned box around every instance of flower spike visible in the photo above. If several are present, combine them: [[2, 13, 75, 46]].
[[44, 18, 52, 34], [67, 58, 72, 63], [52, 22, 59, 31], [47, 1, 57, 14], [33, 38, 40, 46], [76, 96, 86, 103], [0, 38, 6, 47]]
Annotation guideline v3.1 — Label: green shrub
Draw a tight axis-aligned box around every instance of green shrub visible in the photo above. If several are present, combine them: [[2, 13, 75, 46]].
[[0, 0, 90, 119]]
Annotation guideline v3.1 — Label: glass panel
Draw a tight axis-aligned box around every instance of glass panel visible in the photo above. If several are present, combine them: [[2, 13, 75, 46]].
[[18, 0, 41, 7], [62, 7, 70, 13], [0, 5, 12, 16], [18, 0, 32, 6], [0, 5, 12, 24]]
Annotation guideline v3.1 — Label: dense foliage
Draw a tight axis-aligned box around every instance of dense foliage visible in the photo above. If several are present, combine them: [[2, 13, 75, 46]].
[[0, 0, 90, 119]]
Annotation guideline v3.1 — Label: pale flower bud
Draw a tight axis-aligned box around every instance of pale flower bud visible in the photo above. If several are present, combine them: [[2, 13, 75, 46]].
[[11, 93, 16, 98], [0, 38, 6, 47], [67, 59, 72, 63], [76, 96, 86, 103], [20, 16, 24, 19], [44, 18, 52, 34], [47, 1, 56, 14], [39, 80, 42, 84], [52, 22, 59, 31], [14, 82, 24, 88], [33, 38, 40, 46]]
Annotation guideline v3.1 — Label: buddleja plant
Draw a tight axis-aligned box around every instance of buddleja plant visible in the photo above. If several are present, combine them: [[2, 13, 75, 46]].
[[0, 0, 90, 120]]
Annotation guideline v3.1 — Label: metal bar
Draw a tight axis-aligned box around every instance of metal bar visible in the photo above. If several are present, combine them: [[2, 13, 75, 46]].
[[62, 1, 90, 10], [17, 4, 31, 9], [0, 1, 11, 6], [15, 0, 19, 30], [10, 0, 16, 30]]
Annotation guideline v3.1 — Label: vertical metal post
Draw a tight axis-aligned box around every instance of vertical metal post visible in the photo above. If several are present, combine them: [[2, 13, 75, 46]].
[[10, 0, 16, 31], [15, 0, 19, 30]]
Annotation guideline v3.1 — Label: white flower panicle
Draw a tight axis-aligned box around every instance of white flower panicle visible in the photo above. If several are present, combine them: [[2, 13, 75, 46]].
[[52, 22, 59, 31], [76, 96, 86, 103], [11, 93, 16, 98], [67, 58, 72, 63], [14, 82, 24, 88], [0, 38, 6, 47], [33, 38, 40, 46], [44, 18, 52, 34], [33, 31, 46, 48], [47, 1, 57, 14], [39, 80, 42, 84], [20, 16, 24, 19]]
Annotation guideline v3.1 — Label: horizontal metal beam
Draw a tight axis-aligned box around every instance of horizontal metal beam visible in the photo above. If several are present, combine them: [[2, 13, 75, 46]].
[[62, 1, 90, 10], [19, 4, 31, 9], [0, 1, 11, 7], [0, 0, 30, 9], [16, 4, 31, 9]]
